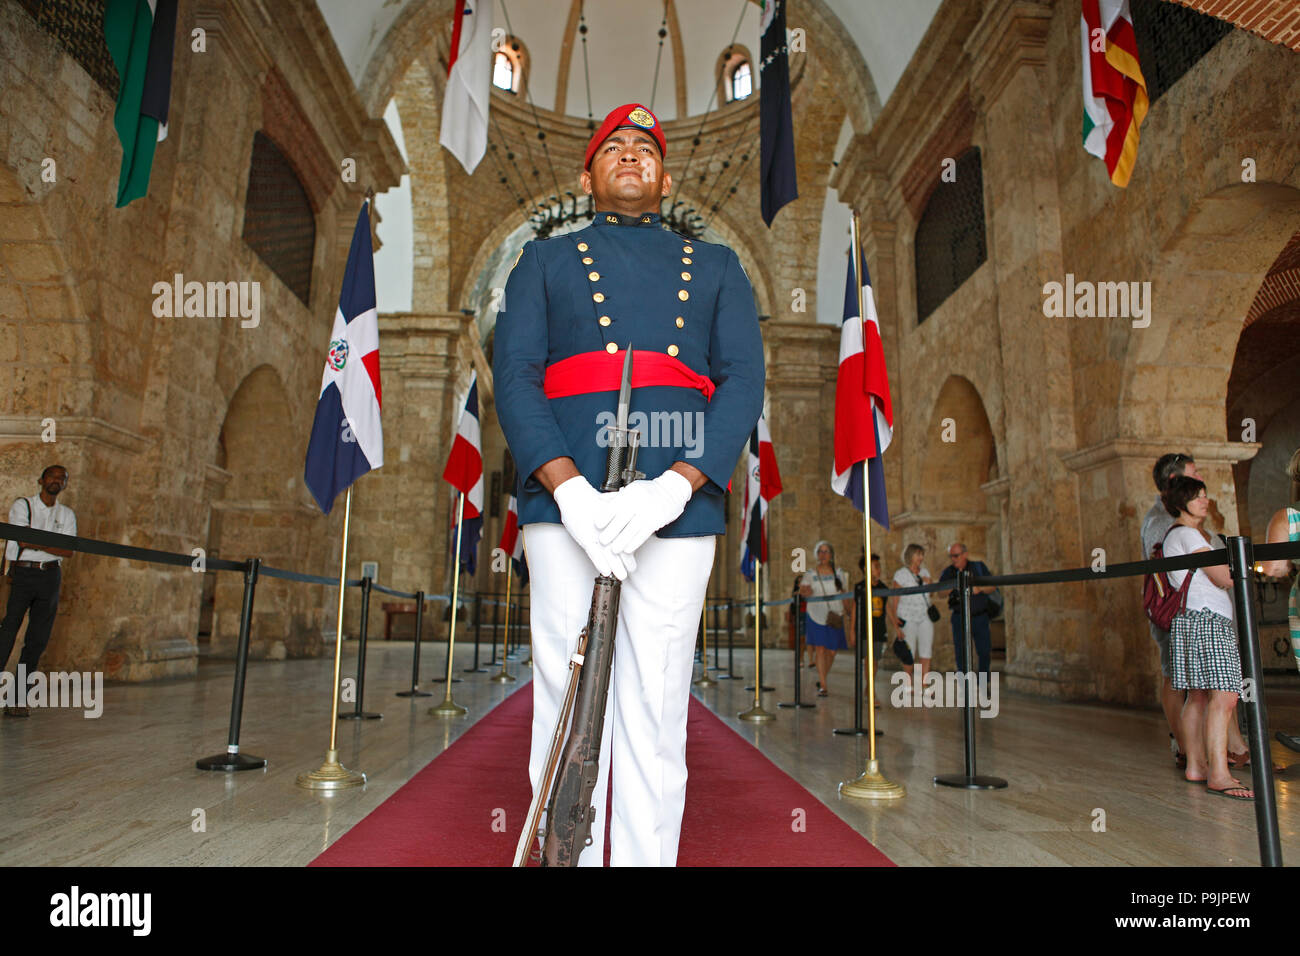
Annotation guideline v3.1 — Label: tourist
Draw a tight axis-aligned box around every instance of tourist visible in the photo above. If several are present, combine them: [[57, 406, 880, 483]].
[[1162, 475, 1252, 800], [890, 543, 934, 690], [800, 540, 852, 697], [1262, 448, 1300, 753], [938, 542, 996, 679]]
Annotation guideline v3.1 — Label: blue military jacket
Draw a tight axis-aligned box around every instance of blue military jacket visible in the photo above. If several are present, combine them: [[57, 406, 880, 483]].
[[493, 210, 765, 537]]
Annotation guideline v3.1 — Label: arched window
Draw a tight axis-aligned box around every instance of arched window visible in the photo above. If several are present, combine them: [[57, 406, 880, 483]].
[[242, 131, 315, 306], [716, 45, 755, 104], [914, 146, 987, 324], [490, 36, 527, 95]]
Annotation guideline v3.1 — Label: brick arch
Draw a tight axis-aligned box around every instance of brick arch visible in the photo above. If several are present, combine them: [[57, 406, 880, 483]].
[[1164, 0, 1300, 50], [1119, 182, 1300, 443]]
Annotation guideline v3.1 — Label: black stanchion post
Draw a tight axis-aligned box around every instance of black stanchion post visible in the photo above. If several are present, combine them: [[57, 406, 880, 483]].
[[719, 602, 742, 679], [340, 576, 381, 720], [710, 600, 720, 672], [1228, 535, 1282, 867], [935, 568, 1005, 789], [397, 589, 433, 698], [780, 594, 814, 709], [834, 590, 868, 734], [746, 596, 775, 691], [487, 592, 501, 666], [197, 557, 267, 771], [464, 592, 487, 673]]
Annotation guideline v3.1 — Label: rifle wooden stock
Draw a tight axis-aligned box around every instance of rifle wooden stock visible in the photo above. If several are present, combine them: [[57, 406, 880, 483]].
[[539, 575, 620, 866]]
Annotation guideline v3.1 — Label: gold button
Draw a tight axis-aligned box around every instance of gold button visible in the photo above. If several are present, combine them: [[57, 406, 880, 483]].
[[606, 342, 618, 354], [667, 344, 679, 357], [577, 242, 589, 252], [593, 292, 605, 303], [588, 271, 600, 281], [675, 316, 684, 328], [681, 272, 691, 281], [682, 257, 692, 264], [683, 245, 694, 253], [582, 256, 594, 265], [599, 316, 611, 327], [678, 290, 689, 301]]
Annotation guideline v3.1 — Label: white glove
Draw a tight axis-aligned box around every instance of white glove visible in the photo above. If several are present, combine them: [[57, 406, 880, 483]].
[[598, 470, 693, 556], [552, 476, 633, 581]]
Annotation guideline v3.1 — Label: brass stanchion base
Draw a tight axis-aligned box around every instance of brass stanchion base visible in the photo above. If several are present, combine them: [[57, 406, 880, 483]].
[[839, 759, 905, 800], [694, 673, 717, 687], [523, 656, 532, 667], [738, 704, 775, 722], [429, 698, 468, 717], [295, 749, 366, 790], [489, 670, 517, 684]]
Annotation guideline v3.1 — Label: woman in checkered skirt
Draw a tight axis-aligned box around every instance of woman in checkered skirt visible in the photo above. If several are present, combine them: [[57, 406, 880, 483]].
[[1161, 475, 1252, 801]]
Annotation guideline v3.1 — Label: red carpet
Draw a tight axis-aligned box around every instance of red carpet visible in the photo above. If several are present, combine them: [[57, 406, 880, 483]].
[[310, 685, 894, 867]]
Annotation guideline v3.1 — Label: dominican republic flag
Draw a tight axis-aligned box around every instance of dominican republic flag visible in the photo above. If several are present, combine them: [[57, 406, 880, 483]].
[[444, 372, 484, 574], [831, 244, 892, 528], [440, 1, 493, 175], [758, 0, 798, 226], [105, 0, 178, 207], [304, 201, 383, 514], [497, 494, 528, 586], [740, 415, 783, 582], [1081, 0, 1148, 188]]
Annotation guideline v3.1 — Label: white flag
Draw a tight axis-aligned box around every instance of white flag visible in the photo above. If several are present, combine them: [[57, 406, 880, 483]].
[[440, 1, 493, 175]]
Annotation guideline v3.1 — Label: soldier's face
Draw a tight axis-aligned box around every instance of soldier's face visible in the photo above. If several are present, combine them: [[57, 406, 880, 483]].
[[581, 131, 672, 208]]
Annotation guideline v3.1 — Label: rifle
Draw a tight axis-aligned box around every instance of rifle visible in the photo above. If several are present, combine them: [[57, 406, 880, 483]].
[[512, 346, 644, 867]]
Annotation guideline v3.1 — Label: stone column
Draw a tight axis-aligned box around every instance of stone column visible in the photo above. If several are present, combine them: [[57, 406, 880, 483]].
[[966, 0, 1091, 698]]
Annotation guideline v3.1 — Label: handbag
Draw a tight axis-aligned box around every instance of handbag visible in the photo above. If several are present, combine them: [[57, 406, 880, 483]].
[[892, 636, 914, 666], [1143, 529, 1195, 630], [816, 573, 844, 630], [912, 571, 941, 622]]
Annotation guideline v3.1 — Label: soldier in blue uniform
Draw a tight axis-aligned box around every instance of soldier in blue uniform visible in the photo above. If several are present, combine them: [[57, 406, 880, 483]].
[[494, 102, 765, 866]]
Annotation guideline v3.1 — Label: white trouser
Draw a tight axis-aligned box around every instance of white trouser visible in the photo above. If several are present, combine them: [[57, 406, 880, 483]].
[[523, 523, 715, 867]]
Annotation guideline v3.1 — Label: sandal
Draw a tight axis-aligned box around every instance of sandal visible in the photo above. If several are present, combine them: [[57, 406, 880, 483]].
[[1206, 782, 1253, 801], [1227, 751, 1285, 773], [817, 688, 828, 698]]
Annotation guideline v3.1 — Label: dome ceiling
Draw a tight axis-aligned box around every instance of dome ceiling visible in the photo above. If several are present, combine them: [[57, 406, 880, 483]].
[[316, 0, 943, 120]]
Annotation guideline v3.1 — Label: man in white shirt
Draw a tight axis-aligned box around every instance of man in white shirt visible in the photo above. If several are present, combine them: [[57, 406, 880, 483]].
[[2, 465, 76, 717]]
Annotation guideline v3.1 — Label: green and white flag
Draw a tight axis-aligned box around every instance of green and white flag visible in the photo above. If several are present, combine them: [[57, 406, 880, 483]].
[[104, 0, 178, 207]]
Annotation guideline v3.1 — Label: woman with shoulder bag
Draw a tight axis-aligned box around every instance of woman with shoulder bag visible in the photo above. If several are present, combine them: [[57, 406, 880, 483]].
[[889, 544, 936, 690], [1162, 475, 1253, 801], [799, 540, 852, 697]]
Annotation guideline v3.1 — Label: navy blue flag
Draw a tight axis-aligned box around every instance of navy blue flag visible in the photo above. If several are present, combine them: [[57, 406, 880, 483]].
[[759, 0, 798, 226]]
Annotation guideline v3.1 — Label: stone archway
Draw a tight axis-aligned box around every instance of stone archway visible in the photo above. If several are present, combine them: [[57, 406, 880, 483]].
[[208, 365, 323, 660]]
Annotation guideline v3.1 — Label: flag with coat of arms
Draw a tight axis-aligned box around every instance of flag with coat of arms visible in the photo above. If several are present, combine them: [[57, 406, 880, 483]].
[[443, 372, 484, 574], [304, 200, 383, 514], [740, 414, 783, 582], [830, 243, 892, 528]]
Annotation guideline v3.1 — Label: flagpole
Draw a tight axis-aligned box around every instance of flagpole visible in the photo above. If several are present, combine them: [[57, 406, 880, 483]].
[[490, 560, 517, 684], [739, 559, 774, 721], [840, 210, 904, 801], [432, 491, 469, 716], [297, 486, 366, 789], [694, 599, 715, 687]]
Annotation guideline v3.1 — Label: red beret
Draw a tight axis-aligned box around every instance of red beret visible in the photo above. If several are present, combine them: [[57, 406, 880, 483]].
[[584, 103, 666, 170]]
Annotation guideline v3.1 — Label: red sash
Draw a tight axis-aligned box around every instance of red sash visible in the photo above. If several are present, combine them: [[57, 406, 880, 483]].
[[543, 350, 716, 401]]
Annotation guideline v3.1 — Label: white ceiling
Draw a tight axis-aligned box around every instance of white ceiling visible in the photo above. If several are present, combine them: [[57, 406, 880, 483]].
[[316, 0, 942, 119]]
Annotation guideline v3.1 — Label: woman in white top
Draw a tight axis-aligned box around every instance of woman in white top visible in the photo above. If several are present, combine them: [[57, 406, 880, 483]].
[[1162, 475, 1251, 801], [889, 544, 933, 688], [799, 540, 853, 697]]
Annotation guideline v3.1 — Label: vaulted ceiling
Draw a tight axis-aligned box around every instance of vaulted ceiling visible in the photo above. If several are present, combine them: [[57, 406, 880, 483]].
[[315, 0, 943, 120]]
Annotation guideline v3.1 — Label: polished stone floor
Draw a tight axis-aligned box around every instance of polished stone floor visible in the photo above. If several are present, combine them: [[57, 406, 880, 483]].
[[1, 637, 1297, 866]]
